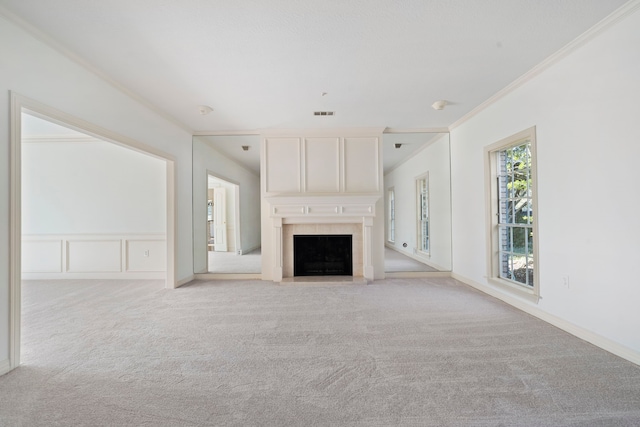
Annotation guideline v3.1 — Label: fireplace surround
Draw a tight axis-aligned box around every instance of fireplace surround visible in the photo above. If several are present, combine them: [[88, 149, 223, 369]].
[[266, 195, 379, 281]]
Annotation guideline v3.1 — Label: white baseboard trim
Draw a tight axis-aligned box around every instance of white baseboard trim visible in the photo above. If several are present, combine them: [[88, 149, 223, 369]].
[[22, 272, 165, 280], [0, 358, 11, 377], [385, 244, 448, 272], [451, 273, 640, 366], [240, 244, 261, 255], [193, 273, 262, 281], [176, 274, 195, 288], [384, 271, 451, 279]]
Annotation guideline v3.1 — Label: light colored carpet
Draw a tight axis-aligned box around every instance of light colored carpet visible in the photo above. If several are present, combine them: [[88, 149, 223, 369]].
[[384, 247, 439, 272], [208, 247, 261, 273], [1, 278, 639, 426], [207, 247, 436, 274]]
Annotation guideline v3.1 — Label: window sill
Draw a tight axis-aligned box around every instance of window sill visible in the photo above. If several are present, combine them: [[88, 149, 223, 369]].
[[487, 277, 540, 304]]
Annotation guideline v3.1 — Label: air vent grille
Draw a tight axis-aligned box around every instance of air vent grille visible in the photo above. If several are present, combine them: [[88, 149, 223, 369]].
[[313, 111, 335, 116]]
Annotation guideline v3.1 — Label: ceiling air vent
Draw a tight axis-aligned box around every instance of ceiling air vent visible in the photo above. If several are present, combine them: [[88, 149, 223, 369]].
[[313, 111, 335, 116]]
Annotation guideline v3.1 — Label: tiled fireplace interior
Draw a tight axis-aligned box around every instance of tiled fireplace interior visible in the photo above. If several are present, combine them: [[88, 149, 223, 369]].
[[283, 223, 363, 278]]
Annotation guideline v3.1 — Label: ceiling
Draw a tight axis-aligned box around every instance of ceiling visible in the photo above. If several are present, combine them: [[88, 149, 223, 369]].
[[0, 0, 628, 133]]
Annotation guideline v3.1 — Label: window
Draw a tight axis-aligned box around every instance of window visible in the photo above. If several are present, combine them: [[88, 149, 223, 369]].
[[388, 188, 395, 243], [416, 174, 429, 254], [486, 127, 538, 297]]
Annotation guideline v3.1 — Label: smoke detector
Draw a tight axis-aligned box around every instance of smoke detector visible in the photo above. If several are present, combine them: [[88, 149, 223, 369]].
[[431, 100, 447, 110], [198, 105, 214, 115]]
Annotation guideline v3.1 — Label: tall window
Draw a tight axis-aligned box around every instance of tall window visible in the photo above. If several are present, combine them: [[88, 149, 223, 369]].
[[388, 188, 395, 243], [416, 174, 429, 254], [486, 127, 538, 296]]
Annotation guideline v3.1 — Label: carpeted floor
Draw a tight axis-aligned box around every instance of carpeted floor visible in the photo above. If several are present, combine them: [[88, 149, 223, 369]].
[[208, 248, 262, 273], [207, 247, 438, 274], [384, 247, 440, 272], [1, 278, 639, 426]]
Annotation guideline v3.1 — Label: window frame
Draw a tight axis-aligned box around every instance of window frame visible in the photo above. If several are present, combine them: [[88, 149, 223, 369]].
[[485, 127, 540, 301], [416, 173, 430, 256]]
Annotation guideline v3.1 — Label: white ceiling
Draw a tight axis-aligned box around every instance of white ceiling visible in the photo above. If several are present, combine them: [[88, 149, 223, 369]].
[[0, 0, 628, 132]]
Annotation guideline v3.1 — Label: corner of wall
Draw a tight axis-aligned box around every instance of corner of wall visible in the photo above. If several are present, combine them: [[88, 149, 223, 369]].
[[0, 358, 11, 377]]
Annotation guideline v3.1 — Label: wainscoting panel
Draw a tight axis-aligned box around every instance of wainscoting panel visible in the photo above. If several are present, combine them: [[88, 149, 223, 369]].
[[22, 234, 166, 279], [22, 240, 62, 273], [126, 239, 166, 272], [67, 240, 122, 272]]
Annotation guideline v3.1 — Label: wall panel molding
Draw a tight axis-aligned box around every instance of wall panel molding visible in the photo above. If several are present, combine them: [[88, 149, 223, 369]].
[[22, 234, 166, 280]]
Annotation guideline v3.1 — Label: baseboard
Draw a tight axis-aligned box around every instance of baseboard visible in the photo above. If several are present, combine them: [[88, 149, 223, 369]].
[[176, 274, 195, 288], [0, 358, 11, 376], [451, 273, 640, 366], [384, 271, 451, 279], [193, 273, 262, 280], [22, 272, 165, 280], [240, 244, 261, 255], [385, 245, 448, 272]]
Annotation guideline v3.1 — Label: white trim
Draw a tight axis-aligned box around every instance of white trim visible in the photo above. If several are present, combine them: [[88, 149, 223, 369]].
[[193, 130, 261, 136], [451, 273, 640, 366], [261, 128, 385, 137], [21, 134, 100, 144], [0, 6, 192, 133], [9, 93, 22, 371], [484, 127, 539, 298], [384, 127, 449, 134], [449, 0, 640, 131], [384, 244, 448, 272], [385, 271, 451, 279], [176, 275, 195, 288], [194, 273, 262, 281], [9, 93, 179, 374], [0, 359, 11, 377]]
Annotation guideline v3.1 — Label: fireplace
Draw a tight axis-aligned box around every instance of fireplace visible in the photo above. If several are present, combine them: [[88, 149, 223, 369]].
[[265, 195, 379, 281], [294, 235, 353, 276]]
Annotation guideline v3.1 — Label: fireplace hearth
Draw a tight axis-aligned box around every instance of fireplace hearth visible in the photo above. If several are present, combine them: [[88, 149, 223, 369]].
[[294, 235, 353, 276]]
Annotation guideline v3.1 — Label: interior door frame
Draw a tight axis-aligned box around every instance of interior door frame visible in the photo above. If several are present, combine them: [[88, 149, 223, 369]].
[[8, 92, 177, 371]]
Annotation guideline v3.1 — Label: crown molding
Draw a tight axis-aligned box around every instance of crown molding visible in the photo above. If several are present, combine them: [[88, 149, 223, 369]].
[[384, 127, 449, 134], [449, 0, 640, 131], [260, 127, 386, 137], [21, 134, 100, 144], [0, 6, 193, 134]]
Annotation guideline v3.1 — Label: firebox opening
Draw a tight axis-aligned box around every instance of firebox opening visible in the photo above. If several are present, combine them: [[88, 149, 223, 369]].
[[294, 235, 353, 276]]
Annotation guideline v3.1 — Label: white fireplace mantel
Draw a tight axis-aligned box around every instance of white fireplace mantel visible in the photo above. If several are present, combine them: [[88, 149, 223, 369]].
[[266, 195, 380, 281]]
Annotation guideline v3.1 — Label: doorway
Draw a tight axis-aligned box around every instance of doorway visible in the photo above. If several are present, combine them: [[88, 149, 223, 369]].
[[9, 93, 176, 370]]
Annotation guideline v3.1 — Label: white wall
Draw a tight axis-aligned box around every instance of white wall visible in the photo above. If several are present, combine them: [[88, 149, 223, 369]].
[[384, 134, 452, 271], [21, 136, 166, 278], [0, 14, 193, 372], [450, 8, 640, 357], [193, 138, 261, 273], [22, 138, 166, 234]]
